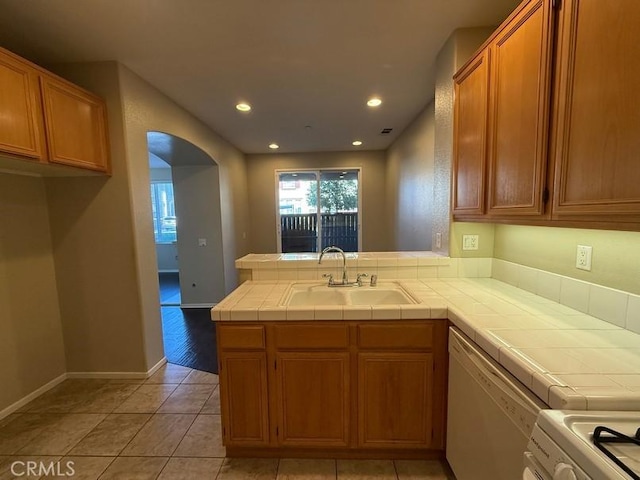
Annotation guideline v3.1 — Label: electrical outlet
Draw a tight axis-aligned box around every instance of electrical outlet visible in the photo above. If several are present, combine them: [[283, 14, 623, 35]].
[[435, 233, 442, 249], [576, 245, 592, 271], [462, 234, 479, 251]]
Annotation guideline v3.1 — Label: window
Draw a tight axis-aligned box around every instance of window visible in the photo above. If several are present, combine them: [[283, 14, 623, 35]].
[[277, 169, 360, 253], [150, 182, 177, 243]]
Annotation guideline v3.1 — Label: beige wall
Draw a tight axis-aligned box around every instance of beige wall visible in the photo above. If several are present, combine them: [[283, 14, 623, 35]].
[[246, 151, 389, 253], [46, 61, 250, 374], [0, 173, 67, 411], [45, 62, 149, 373], [494, 225, 640, 295], [386, 101, 436, 251]]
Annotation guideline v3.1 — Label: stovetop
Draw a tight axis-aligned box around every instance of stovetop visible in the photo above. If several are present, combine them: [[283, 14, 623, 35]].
[[537, 410, 640, 479]]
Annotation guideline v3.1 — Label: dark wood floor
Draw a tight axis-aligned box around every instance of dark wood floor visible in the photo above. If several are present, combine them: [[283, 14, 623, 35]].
[[159, 272, 217, 374]]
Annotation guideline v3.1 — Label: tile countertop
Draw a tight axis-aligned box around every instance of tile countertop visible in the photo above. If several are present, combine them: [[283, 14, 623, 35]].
[[235, 251, 447, 269], [211, 277, 640, 412]]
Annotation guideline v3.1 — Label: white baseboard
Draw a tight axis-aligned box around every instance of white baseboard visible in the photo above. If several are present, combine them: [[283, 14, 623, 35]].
[[0, 373, 68, 421], [66, 371, 148, 380], [0, 358, 170, 421], [146, 356, 168, 376], [180, 303, 216, 308], [67, 357, 168, 380]]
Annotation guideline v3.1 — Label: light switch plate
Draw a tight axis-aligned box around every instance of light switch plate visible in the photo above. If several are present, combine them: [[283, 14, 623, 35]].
[[576, 245, 592, 271], [462, 234, 479, 251]]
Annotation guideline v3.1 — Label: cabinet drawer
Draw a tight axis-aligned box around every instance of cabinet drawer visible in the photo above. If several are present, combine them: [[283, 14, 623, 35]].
[[358, 323, 433, 349], [218, 325, 265, 349], [275, 324, 349, 350]]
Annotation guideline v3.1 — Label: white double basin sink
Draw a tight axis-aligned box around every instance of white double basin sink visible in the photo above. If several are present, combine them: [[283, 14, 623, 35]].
[[281, 281, 417, 306]]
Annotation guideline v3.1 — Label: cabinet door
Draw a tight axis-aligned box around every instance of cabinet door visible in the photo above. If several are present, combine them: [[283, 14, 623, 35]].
[[486, 0, 554, 216], [275, 352, 350, 447], [358, 352, 434, 449], [40, 75, 110, 173], [0, 49, 45, 160], [218, 351, 270, 447], [452, 50, 490, 216], [551, 0, 640, 224]]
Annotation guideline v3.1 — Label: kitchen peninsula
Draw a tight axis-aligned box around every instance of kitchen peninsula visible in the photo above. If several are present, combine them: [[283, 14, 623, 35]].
[[212, 253, 640, 459]]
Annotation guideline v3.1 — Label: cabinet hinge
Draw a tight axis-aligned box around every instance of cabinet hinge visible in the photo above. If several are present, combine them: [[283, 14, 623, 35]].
[[542, 187, 550, 204]]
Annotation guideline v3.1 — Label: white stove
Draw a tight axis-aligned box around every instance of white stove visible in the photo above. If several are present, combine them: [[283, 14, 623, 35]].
[[525, 410, 640, 480]]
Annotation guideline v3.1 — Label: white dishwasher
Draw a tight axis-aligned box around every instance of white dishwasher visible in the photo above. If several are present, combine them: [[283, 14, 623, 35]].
[[447, 327, 548, 480]]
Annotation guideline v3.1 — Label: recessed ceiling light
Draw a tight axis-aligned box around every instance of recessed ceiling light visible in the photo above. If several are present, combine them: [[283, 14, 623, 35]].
[[236, 103, 251, 112], [352, 140, 363, 146], [269, 143, 279, 149], [367, 98, 382, 107]]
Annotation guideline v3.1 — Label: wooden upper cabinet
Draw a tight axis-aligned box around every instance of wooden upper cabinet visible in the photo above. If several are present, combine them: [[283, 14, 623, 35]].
[[40, 74, 110, 173], [452, 50, 490, 216], [0, 49, 45, 160], [487, 0, 554, 217], [551, 0, 640, 224]]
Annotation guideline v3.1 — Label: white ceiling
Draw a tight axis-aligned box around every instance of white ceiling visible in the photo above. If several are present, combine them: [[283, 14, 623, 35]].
[[0, 0, 520, 154]]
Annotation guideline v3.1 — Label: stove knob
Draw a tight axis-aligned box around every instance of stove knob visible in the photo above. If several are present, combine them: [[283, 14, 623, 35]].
[[553, 462, 577, 480]]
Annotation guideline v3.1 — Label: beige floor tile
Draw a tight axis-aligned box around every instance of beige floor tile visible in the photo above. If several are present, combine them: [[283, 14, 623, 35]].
[[68, 414, 151, 456], [146, 364, 192, 384], [17, 414, 106, 456], [41, 456, 114, 479], [70, 383, 140, 414], [394, 460, 452, 480], [19, 381, 106, 414], [0, 414, 59, 454], [173, 414, 225, 458], [157, 457, 222, 479], [277, 459, 336, 480], [337, 459, 397, 480], [0, 416, 18, 430], [157, 384, 215, 414], [181, 370, 219, 385], [0, 455, 61, 479], [113, 384, 178, 414], [97, 456, 168, 479], [216, 458, 278, 480], [121, 414, 195, 457], [199, 385, 220, 414]]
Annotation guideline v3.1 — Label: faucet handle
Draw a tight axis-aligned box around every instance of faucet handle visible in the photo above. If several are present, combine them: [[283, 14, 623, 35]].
[[356, 273, 368, 286], [370, 274, 378, 286], [322, 273, 334, 285]]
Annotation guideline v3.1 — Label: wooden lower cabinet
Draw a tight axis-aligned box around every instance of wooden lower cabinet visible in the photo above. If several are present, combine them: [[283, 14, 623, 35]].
[[275, 352, 350, 447], [218, 351, 270, 447], [358, 352, 434, 448], [216, 320, 448, 457]]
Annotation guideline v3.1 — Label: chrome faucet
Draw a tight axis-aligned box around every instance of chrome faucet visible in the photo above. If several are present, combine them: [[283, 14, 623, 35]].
[[318, 246, 349, 285]]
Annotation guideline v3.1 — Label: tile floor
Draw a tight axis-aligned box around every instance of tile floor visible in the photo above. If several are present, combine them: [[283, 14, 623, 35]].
[[0, 363, 454, 479]]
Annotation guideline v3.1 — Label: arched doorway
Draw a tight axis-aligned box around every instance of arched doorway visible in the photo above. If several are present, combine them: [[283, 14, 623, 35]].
[[147, 132, 224, 373]]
